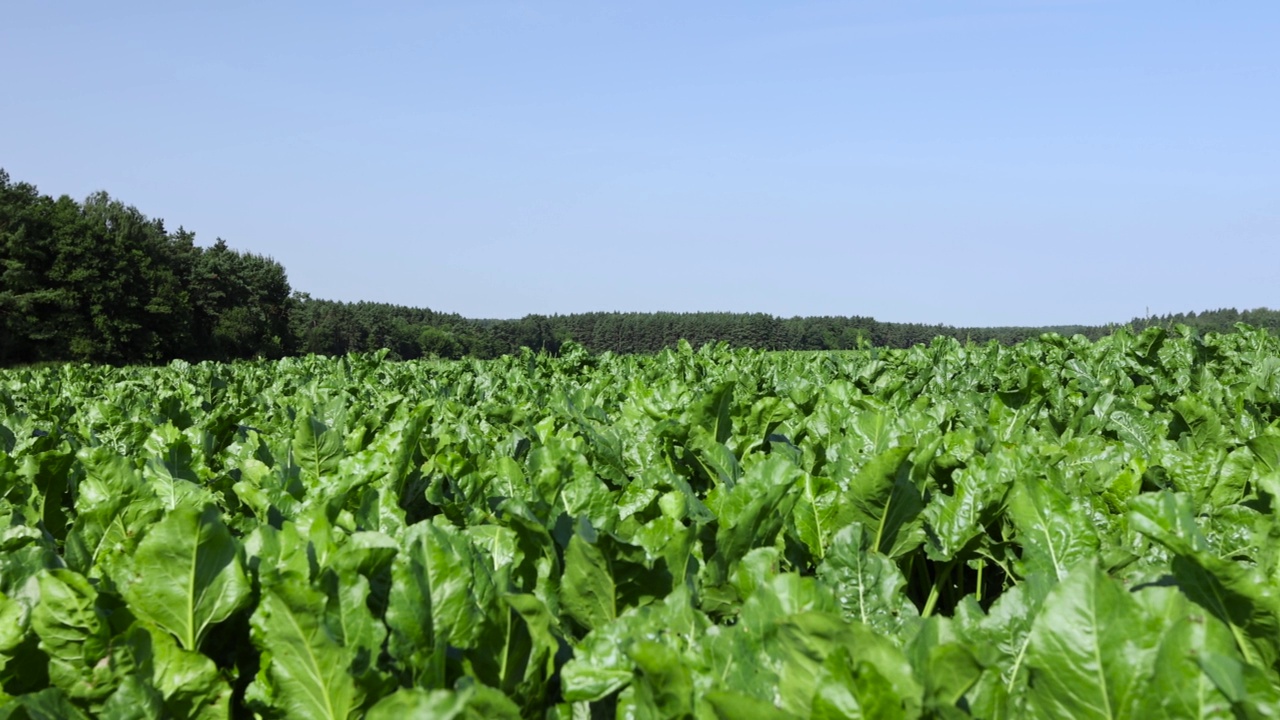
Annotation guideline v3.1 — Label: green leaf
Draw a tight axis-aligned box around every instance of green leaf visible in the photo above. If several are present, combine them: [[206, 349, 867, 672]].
[[923, 452, 1013, 562], [628, 640, 694, 719], [906, 616, 983, 712], [30, 569, 115, 706], [17, 450, 74, 543], [846, 445, 924, 558], [465, 593, 560, 707], [250, 578, 363, 720], [922, 644, 982, 712], [318, 569, 391, 698], [293, 407, 344, 489], [811, 646, 913, 720], [951, 581, 1046, 718], [1170, 397, 1224, 452], [1024, 563, 1154, 719], [1007, 475, 1098, 581], [769, 612, 921, 718], [790, 471, 842, 560], [1208, 447, 1253, 508], [123, 623, 232, 720], [366, 689, 468, 720], [707, 455, 801, 585], [0, 590, 30, 655], [63, 450, 162, 577], [1131, 492, 1280, 672], [561, 591, 708, 703], [702, 691, 797, 720], [98, 676, 165, 720], [687, 381, 734, 446], [1141, 608, 1237, 719], [117, 505, 251, 652], [1247, 434, 1280, 474], [1198, 652, 1280, 719], [0, 687, 91, 720], [386, 520, 492, 654], [561, 534, 616, 633], [816, 523, 917, 637], [141, 423, 215, 511], [365, 683, 522, 720]]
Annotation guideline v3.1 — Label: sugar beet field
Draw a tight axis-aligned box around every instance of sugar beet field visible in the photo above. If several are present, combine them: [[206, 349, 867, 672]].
[[3, 327, 1280, 718]]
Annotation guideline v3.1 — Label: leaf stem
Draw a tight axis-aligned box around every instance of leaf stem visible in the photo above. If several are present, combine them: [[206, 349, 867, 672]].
[[921, 561, 954, 618]]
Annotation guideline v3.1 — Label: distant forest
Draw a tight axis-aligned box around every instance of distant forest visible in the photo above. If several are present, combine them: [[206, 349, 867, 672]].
[[3, 169, 1276, 366]]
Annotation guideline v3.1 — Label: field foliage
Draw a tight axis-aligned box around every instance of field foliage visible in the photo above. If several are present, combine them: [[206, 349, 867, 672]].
[[2, 327, 1280, 718]]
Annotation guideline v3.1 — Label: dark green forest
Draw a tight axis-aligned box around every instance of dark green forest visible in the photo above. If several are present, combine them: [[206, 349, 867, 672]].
[[3, 169, 1276, 366]]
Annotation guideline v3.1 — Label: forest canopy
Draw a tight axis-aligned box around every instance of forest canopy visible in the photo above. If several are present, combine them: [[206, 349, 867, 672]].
[[2, 169, 1276, 366]]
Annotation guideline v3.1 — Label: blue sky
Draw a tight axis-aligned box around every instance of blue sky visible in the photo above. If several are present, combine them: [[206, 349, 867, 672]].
[[3, 2, 1276, 326]]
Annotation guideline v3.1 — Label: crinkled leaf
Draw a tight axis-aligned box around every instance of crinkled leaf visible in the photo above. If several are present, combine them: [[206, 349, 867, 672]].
[[816, 523, 917, 637], [249, 579, 363, 720], [707, 455, 801, 584], [124, 624, 232, 720], [30, 570, 114, 705], [1131, 492, 1280, 671], [1007, 476, 1098, 581]]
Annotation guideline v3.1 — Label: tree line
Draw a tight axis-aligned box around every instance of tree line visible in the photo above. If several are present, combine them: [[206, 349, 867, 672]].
[[2, 169, 1276, 366]]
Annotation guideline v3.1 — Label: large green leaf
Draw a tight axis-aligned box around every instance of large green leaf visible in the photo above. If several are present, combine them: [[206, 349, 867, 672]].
[[98, 676, 165, 720], [1141, 609, 1237, 719], [816, 523, 917, 637], [687, 380, 734, 446], [62, 450, 162, 577], [951, 579, 1049, 718], [905, 616, 983, 714], [706, 455, 801, 585], [0, 687, 91, 720], [1130, 492, 1280, 672], [1007, 475, 1098, 581], [116, 505, 251, 652], [365, 689, 468, 720], [702, 691, 798, 720], [465, 593, 560, 709], [1198, 652, 1280, 719], [249, 578, 363, 720], [923, 452, 1013, 562], [628, 640, 694, 719], [1023, 563, 1154, 719], [561, 534, 616, 633], [141, 423, 215, 511], [0, 590, 30, 661], [30, 570, 114, 706], [768, 611, 921, 718], [386, 520, 493, 655], [293, 405, 344, 490], [811, 646, 915, 720], [317, 569, 392, 698], [790, 470, 844, 560], [119, 623, 233, 720], [560, 590, 708, 704], [365, 683, 521, 720], [1170, 396, 1224, 452], [845, 445, 924, 558]]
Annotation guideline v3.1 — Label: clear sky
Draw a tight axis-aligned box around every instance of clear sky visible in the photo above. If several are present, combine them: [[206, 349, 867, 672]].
[[2, 2, 1276, 326]]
